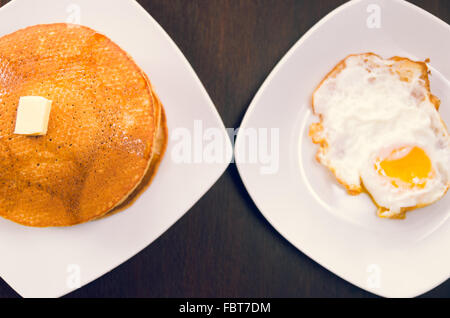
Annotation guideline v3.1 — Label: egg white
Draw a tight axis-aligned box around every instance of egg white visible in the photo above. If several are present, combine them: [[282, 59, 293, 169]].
[[312, 54, 450, 217]]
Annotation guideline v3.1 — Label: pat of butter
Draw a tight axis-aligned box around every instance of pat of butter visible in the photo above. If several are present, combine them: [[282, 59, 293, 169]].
[[14, 96, 52, 136]]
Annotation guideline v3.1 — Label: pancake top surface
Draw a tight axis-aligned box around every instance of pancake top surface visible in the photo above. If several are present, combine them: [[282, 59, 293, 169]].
[[0, 23, 156, 226]]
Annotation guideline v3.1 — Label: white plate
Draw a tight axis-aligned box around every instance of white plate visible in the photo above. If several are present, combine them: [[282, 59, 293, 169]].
[[0, 0, 232, 297], [235, 0, 450, 298]]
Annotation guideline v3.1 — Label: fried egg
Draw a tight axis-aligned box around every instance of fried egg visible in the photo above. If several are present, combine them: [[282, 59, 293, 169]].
[[310, 53, 450, 219]]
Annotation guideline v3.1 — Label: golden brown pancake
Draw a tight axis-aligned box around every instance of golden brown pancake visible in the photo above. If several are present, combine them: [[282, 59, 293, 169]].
[[106, 104, 168, 217], [0, 23, 167, 227]]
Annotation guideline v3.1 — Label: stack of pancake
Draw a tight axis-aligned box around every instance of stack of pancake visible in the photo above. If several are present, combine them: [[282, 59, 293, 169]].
[[0, 23, 167, 227]]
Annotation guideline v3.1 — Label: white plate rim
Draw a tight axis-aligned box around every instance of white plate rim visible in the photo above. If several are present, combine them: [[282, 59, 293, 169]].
[[0, 0, 233, 297], [235, 0, 450, 298]]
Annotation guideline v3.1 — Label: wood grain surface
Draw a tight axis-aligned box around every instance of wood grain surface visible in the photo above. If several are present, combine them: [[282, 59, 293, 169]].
[[0, 0, 449, 298]]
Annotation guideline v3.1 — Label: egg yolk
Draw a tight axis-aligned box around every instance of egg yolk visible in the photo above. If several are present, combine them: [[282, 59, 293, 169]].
[[377, 146, 432, 188]]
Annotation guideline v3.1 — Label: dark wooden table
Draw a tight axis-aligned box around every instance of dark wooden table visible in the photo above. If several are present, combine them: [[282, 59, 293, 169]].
[[0, 0, 449, 298]]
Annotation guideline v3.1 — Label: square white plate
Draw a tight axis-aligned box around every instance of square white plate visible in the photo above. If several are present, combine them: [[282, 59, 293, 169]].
[[235, 0, 450, 298], [0, 0, 232, 297]]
